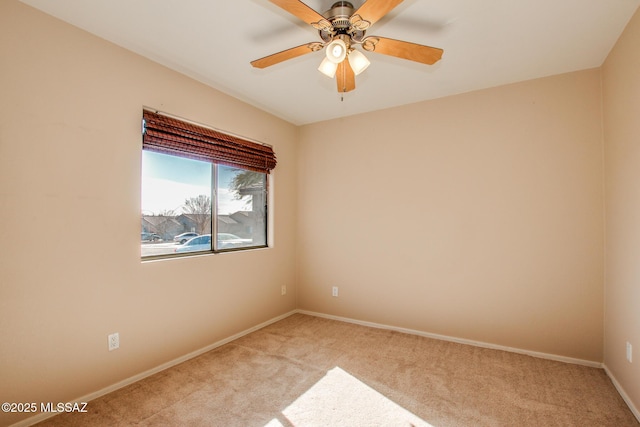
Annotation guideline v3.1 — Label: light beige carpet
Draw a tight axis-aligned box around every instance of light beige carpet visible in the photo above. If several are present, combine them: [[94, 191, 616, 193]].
[[35, 313, 638, 426]]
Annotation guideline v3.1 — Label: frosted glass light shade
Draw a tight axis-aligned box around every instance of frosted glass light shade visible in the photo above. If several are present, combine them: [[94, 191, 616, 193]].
[[325, 39, 347, 64], [318, 57, 338, 78], [348, 49, 370, 75]]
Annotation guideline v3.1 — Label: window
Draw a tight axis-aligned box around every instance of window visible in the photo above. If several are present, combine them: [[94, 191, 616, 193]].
[[140, 110, 276, 259]]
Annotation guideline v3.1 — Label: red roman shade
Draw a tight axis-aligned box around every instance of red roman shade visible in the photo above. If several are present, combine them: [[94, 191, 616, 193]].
[[142, 110, 277, 173]]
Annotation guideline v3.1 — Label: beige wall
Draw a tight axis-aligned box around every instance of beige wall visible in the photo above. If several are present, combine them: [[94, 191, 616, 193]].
[[0, 2, 297, 425], [297, 69, 605, 362], [603, 7, 640, 413], [3, 0, 640, 424]]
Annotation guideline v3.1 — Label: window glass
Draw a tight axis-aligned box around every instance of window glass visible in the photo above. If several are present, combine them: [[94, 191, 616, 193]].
[[217, 165, 267, 250], [141, 151, 267, 258]]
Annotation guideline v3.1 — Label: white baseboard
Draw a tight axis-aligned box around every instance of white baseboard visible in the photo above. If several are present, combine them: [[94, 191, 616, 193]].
[[297, 310, 603, 368], [603, 364, 640, 423], [11, 310, 298, 427]]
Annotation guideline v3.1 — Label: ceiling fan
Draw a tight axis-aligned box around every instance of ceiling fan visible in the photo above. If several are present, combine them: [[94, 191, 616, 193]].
[[251, 0, 444, 93]]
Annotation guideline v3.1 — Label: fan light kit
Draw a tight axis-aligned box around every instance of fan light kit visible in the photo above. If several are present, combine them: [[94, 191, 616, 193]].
[[326, 39, 347, 63], [251, 0, 444, 94]]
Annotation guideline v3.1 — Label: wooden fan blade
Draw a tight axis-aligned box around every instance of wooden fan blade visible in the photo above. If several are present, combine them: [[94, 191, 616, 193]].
[[336, 60, 355, 93], [364, 36, 443, 65], [268, 0, 331, 30], [352, 0, 404, 27], [251, 43, 317, 68]]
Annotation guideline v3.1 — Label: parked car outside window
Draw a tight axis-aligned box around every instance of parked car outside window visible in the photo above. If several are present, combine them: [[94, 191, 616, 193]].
[[175, 235, 211, 253], [174, 232, 199, 244], [174, 233, 254, 253], [141, 232, 162, 242], [217, 233, 253, 249]]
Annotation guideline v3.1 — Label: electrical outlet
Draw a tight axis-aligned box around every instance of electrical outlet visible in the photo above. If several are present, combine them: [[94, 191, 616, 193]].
[[281, 285, 287, 296], [332, 286, 338, 297], [108, 333, 119, 351], [627, 342, 633, 363]]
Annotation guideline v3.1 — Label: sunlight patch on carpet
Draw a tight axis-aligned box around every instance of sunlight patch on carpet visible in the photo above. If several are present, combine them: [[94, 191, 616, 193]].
[[268, 366, 434, 426]]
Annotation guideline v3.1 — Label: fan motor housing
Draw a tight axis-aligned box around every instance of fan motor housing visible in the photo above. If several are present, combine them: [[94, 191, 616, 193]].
[[319, 1, 366, 43], [324, 1, 354, 30]]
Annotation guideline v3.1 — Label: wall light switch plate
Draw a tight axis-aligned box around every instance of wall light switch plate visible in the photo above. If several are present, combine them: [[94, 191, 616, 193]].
[[627, 342, 632, 363]]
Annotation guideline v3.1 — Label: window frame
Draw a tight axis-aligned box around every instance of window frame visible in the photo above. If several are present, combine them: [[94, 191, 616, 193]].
[[141, 109, 274, 260]]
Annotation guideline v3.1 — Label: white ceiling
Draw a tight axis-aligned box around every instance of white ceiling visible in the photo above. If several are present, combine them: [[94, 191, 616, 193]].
[[21, 0, 640, 125]]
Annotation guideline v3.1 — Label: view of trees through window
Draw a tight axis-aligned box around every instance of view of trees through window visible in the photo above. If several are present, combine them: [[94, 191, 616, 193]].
[[141, 151, 267, 257]]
